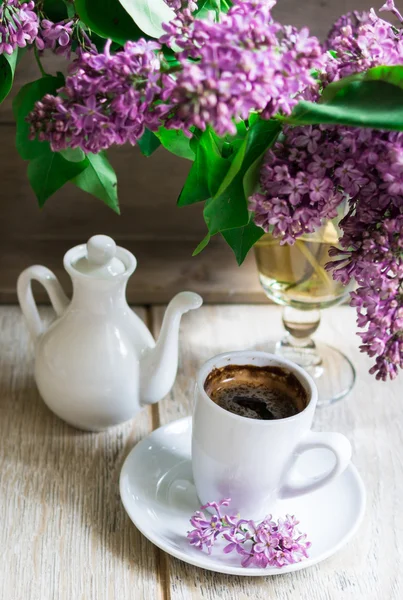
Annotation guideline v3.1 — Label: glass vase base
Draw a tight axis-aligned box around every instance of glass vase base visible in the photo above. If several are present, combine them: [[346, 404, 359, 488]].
[[275, 341, 356, 407]]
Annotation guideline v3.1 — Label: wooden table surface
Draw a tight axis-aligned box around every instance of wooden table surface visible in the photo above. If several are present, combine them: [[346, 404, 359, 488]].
[[1, 304, 402, 600]]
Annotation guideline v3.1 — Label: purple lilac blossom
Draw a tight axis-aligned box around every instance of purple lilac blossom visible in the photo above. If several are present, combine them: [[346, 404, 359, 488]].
[[164, 0, 198, 12], [250, 125, 346, 244], [187, 499, 235, 554], [323, 3, 403, 82], [332, 210, 403, 381], [27, 39, 162, 153], [187, 499, 311, 568], [380, 0, 403, 21], [251, 124, 403, 380], [157, 0, 323, 136], [0, 0, 39, 55], [36, 19, 74, 58], [251, 3, 403, 380]]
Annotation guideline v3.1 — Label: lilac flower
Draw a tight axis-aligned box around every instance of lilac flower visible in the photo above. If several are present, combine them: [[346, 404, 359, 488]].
[[325, 10, 372, 54], [308, 154, 335, 176], [187, 498, 234, 554], [27, 39, 162, 153], [188, 500, 311, 568], [324, 5, 403, 82], [281, 175, 308, 205], [251, 123, 403, 380], [249, 527, 280, 567], [164, 0, 198, 11], [36, 19, 74, 57], [332, 213, 403, 381], [295, 127, 322, 154], [250, 125, 345, 242], [0, 0, 39, 55], [309, 178, 332, 203], [157, 0, 323, 136], [187, 512, 224, 553], [223, 519, 253, 557], [379, 0, 403, 23]]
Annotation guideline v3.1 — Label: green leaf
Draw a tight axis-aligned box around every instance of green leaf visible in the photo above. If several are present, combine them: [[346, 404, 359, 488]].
[[138, 128, 162, 157], [192, 233, 211, 256], [60, 148, 87, 163], [243, 154, 264, 199], [162, 46, 181, 68], [178, 147, 209, 206], [13, 74, 64, 161], [72, 152, 119, 213], [194, 0, 209, 15], [117, 0, 175, 38], [206, 145, 231, 197], [0, 50, 18, 105], [213, 119, 281, 199], [66, 2, 76, 19], [203, 119, 281, 235], [195, 0, 232, 16], [156, 127, 195, 160], [177, 128, 228, 206], [287, 66, 403, 131], [75, 0, 144, 44], [27, 148, 87, 208], [242, 122, 281, 199], [203, 177, 249, 234], [43, 0, 69, 21], [222, 222, 264, 265], [322, 65, 403, 98]]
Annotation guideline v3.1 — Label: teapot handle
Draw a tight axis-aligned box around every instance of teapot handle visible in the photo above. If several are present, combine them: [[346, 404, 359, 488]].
[[17, 265, 70, 341]]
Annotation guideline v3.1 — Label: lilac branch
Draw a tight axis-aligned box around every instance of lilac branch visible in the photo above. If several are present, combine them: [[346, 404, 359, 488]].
[[187, 499, 311, 568]]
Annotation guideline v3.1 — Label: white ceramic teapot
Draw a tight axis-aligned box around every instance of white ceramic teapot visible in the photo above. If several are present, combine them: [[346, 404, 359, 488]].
[[17, 235, 202, 431]]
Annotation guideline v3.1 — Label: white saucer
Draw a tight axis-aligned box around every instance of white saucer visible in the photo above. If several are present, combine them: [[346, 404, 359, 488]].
[[120, 417, 366, 576]]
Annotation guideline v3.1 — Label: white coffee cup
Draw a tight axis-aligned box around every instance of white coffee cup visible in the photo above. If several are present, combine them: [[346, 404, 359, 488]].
[[192, 351, 352, 518]]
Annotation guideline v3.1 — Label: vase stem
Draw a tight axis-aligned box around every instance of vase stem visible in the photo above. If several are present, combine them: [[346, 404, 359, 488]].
[[276, 307, 323, 377]]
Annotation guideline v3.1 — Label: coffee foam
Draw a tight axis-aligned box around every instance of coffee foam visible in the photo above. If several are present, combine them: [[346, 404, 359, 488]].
[[211, 384, 298, 419], [204, 364, 308, 420]]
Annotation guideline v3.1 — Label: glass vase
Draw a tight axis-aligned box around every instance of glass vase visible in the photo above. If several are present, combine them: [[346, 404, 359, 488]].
[[253, 213, 356, 406]]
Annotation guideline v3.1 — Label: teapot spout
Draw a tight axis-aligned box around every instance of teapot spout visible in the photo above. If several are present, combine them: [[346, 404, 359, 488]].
[[140, 291, 203, 405]]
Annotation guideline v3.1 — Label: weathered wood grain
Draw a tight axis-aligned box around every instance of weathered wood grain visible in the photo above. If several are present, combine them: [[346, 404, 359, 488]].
[[151, 305, 403, 600], [2, 304, 403, 599], [0, 237, 264, 304], [0, 307, 162, 600], [0, 124, 196, 239]]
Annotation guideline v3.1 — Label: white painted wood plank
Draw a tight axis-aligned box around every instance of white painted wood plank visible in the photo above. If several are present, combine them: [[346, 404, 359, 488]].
[[0, 307, 162, 600], [151, 304, 403, 600]]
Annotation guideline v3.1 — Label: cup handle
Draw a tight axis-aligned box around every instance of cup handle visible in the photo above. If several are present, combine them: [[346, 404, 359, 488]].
[[279, 431, 352, 499]]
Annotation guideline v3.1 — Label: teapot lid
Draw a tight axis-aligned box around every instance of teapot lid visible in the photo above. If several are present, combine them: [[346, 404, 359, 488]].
[[72, 235, 127, 279]]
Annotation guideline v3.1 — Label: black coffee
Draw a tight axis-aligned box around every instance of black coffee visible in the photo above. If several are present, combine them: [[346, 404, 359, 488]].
[[204, 364, 307, 420]]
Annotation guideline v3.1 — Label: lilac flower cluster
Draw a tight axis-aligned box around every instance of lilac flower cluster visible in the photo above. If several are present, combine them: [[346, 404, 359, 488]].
[[251, 124, 403, 380], [0, 0, 38, 55], [27, 39, 162, 153], [332, 208, 403, 381], [36, 19, 75, 58], [187, 499, 311, 568], [158, 0, 323, 136], [164, 0, 198, 12], [324, 1, 403, 82], [250, 2, 403, 379], [250, 125, 349, 244]]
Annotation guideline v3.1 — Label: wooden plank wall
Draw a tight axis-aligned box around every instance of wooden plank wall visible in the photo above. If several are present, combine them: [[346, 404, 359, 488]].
[[0, 0, 374, 303]]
